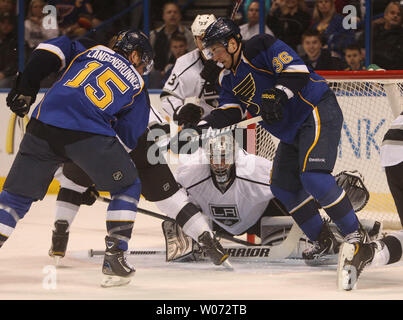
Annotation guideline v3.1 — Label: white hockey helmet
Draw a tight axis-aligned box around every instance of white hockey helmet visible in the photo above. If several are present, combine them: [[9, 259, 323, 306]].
[[191, 14, 217, 37], [205, 133, 237, 184]]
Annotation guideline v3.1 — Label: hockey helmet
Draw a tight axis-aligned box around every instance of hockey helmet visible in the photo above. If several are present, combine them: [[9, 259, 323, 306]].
[[202, 17, 242, 50], [205, 133, 237, 184], [191, 14, 217, 37], [113, 29, 154, 75]]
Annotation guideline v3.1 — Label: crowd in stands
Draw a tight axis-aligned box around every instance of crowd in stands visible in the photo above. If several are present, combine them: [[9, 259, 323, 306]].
[[0, 0, 402, 88]]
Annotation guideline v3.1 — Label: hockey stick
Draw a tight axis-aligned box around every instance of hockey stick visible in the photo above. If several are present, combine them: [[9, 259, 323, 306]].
[[230, 0, 244, 20], [88, 245, 276, 259], [97, 195, 260, 247], [5, 113, 16, 154], [266, 223, 304, 260]]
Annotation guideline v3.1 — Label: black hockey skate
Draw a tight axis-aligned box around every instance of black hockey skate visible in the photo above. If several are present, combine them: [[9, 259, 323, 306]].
[[302, 221, 341, 266], [101, 236, 135, 288], [197, 232, 229, 266], [337, 224, 374, 290], [48, 220, 69, 264]]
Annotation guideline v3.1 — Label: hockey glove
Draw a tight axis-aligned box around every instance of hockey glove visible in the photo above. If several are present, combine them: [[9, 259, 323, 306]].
[[173, 103, 204, 126], [6, 73, 37, 118], [260, 88, 288, 125], [169, 122, 210, 154], [200, 60, 223, 84], [80, 185, 99, 206]]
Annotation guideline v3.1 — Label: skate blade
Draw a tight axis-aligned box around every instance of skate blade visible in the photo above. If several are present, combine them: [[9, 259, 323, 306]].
[[304, 254, 338, 266], [222, 259, 234, 271], [101, 275, 133, 288], [337, 243, 356, 291]]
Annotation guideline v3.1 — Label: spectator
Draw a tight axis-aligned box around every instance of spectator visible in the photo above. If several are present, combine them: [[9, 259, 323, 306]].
[[240, 0, 274, 41], [0, 13, 17, 87], [241, 0, 271, 23], [343, 44, 365, 70], [369, 1, 403, 70], [266, 0, 311, 54], [162, 32, 188, 85], [47, 0, 93, 37], [149, 2, 195, 88], [312, 0, 355, 58], [25, 0, 59, 54], [301, 29, 347, 70], [0, 0, 14, 16]]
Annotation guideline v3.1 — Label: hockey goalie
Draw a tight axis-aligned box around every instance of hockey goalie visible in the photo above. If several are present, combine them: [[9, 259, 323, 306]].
[[162, 133, 381, 265]]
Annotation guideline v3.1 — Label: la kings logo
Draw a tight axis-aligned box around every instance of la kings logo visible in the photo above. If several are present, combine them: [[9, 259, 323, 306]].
[[209, 204, 240, 226]]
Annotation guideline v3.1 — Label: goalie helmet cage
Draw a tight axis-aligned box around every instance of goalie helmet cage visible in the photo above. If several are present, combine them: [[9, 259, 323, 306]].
[[246, 70, 403, 243]]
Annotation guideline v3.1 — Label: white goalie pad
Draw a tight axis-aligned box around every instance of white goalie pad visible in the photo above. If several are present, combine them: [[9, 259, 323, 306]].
[[161, 220, 203, 262]]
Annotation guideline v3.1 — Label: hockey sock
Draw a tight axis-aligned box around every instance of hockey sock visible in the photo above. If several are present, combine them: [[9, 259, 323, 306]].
[[372, 231, 403, 266], [270, 185, 323, 241], [54, 188, 83, 231], [0, 191, 33, 247], [300, 171, 358, 236], [107, 179, 141, 251], [155, 188, 213, 241]]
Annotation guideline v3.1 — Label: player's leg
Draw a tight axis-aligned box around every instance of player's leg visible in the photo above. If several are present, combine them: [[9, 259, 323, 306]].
[[131, 131, 228, 265], [0, 120, 64, 248], [384, 162, 403, 223], [338, 231, 403, 290], [298, 90, 363, 240], [49, 163, 94, 261], [65, 135, 140, 287], [270, 141, 340, 264]]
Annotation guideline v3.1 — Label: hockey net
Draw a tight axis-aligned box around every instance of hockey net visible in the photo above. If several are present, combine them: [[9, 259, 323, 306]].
[[247, 71, 403, 231]]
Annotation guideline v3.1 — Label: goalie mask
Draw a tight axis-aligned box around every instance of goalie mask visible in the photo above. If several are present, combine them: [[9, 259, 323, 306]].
[[206, 134, 237, 185]]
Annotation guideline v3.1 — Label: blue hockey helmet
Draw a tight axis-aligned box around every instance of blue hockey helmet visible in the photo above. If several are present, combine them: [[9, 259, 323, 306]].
[[202, 17, 242, 50], [113, 29, 154, 75]]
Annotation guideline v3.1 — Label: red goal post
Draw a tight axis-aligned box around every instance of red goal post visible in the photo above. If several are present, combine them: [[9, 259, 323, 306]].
[[246, 70, 403, 243]]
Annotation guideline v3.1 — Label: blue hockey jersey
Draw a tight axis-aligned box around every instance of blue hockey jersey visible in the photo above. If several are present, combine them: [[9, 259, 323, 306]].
[[31, 36, 149, 150], [206, 34, 330, 144]]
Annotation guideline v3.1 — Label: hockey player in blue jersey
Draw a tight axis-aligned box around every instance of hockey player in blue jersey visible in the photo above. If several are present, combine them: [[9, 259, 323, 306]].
[[2, 30, 154, 287], [196, 17, 368, 265]]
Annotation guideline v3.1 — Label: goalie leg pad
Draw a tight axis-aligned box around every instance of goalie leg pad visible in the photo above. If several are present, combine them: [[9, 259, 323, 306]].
[[162, 220, 202, 262]]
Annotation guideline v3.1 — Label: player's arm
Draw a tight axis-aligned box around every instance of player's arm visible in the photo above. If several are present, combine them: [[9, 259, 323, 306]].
[[6, 36, 95, 117], [113, 91, 150, 151], [250, 35, 310, 125], [199, 74, 244, 129], [160, 57, 205, 126]]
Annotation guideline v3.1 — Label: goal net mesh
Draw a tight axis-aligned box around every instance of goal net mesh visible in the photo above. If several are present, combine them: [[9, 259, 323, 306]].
[[250, 74, 403, 230]]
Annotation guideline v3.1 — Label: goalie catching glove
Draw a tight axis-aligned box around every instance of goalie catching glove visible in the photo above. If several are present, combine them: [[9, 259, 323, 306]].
[[335, 170, 370, 212]]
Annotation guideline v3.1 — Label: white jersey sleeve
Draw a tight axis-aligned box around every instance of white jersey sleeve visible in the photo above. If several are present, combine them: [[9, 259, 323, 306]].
[[176, 149, 275, 235], [160, 49, 217, 119], [381, 114, 403, 167]]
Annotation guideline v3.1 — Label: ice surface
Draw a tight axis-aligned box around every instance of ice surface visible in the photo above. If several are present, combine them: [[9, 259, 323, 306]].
[[1, 195, 403, 300]]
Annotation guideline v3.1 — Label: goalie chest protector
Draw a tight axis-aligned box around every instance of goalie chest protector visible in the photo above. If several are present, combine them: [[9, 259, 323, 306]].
[[176, 149, 275, 235]]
